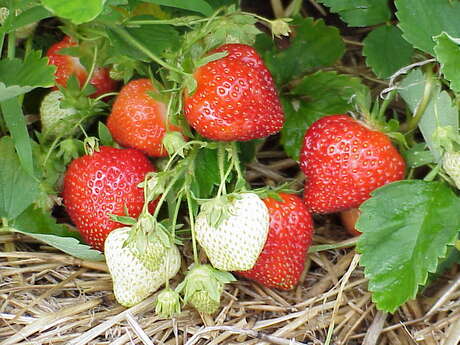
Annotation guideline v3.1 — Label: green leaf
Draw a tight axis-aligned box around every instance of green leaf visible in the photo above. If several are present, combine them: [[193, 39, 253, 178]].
[[396, 0, 460, 55], [434, 32, 460, 94], [41, 0, 105, 24], [142, 0, 213, 16], [356, 180, 460, 312], [0, 137, 39, 220], [7, 5, 51, 32], [194, 148, 220, 198], [316, 0, 391, 27], [257, 17, 345, 85], [281, 71, 366, 160], [12, 206, 104, 261], [107, 24, 181, 61], [98, 121, 114, 146], [398, 69, 458, 161], [0, 50, 56, 101], [363, 25, 414, 79], [403, 143, 435, 168], [1, 98, 35, 177]]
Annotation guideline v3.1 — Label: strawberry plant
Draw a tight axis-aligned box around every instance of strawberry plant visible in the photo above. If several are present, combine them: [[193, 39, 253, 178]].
[[3, 0, 460, 343]]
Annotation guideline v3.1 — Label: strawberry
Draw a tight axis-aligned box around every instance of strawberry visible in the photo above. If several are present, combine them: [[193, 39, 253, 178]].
[[46, 36, 117, 97], [107, 79, 184, 157], [443, 151, 460, 189], [195, 193, 269, 271], [237, 193, 314, 290], [183, 43, 284, 141], [62, 146, 156, 251], [105, 227, 181, 307], [300, 114, 406, 214], [40, 90, 78, 139], [340, 208, 361, 236], [176, 264, 235, 314]]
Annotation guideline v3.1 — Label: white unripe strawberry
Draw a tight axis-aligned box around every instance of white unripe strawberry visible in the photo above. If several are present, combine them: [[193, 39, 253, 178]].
[[40, 91, 78, 139], [195, 193, 269, 271], [105, 227, 181, 307], [443, 151, 460, 189]]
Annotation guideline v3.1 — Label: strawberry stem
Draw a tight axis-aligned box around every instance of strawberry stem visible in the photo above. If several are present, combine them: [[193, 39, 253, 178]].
[[217, 143, 227, 196], [186, 189, 199, 265], [82, 45, 98, 91]]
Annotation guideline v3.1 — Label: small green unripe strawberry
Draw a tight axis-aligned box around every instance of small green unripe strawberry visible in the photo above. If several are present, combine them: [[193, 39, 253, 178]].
[[40, 91, 78, 139], [176, 264, 235, 314], [195, 193, 269, 271], [443, 152, 460, 189], [105, 227, 181, 307], [155, 288, 181, 318]]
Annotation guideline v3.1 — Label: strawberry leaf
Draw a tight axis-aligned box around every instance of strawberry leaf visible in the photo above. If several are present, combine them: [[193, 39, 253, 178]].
[[398, 69, 458, 161], [41, 0, 105, 24], [281, 71, 367, 160], [396, 0, 460, 55], [194, 148, 221, 198], [363, 25, 414, 79], [316, 0, 391, 27], [356, 180, 460, 312], [0, 137, 39, 220], [434, 32, 460, 94], [142, 0, 213, 16], [0, 51, 56, 101], [257, 18, 344, 85], [11, 206, 105, 261]]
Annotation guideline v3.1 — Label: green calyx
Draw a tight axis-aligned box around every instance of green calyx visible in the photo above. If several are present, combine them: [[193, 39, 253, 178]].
[[124, 213, 173, 271], [175, 264, 235, 314], [155, 288, 181, 318], [433, 125, 460, 154], [199, 193, 240, 229]]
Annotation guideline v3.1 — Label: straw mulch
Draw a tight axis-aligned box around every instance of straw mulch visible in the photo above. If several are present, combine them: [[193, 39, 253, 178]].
[[1, 145, 460, 345]]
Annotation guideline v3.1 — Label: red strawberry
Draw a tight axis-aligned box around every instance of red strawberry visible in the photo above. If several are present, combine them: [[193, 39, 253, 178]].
[[63, 146, 156, 251], [183, 43, 284, 141], [107, 78, 184, 157], [46, 36, 117, 97], [300, 114, 406, 214], [237, 193, 314, 290]]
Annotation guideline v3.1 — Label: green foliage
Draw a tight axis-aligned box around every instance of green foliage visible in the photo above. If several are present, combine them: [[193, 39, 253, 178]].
[[0, 5, 51, 33], [194, 148, 221, 198], [317, 0, 391, 27], [0, 137, 39, 220], [357, 180, 460, 312], [142, 0, 213, 16], [0, 51, 56, 101], [281, 71, 366, 160], [257, 17, 345, 85], [12, 206, 105, 261], [434, 32, 460, 94], [41, 0, 105, 24], [398, 69, 458, 161], [363, 25, 414, 79], [396, 0, 460, 55]]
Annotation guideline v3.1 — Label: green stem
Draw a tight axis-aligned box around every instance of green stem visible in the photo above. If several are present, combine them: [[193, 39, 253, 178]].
[[405, 66, 435, 133], [7, 31, 15, 59], [0, 32, 5, 57], [82, 45, 98, 91], [151, 169, 185, 219], [186, 189, 199, 265], [128, 18, 211, 27], [378, 89, 396, 121], [230, 142, 245, 189], [217, 142, 227, 196], [109, 25, 188, 76], [424, 164, 441, 182]]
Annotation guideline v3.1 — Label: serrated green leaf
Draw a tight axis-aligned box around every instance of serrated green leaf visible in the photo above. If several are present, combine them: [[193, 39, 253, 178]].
[[41, 0, 105, 24], [356, 180, 460, 312], [363, 25, 414, 79], [257, 18, 344, 85], [0, 137, 39, 220], [0, 50, 56, 101], [142, 0, 213, 16], [281, 71, 367, 160], [396, 0, 460, 55], [1, 98, 35, 177], [107, 24, 181, 61], [398, 69, 458, 161], [316, 0, 391, 27], [434, 32, 460, 94], [12, 206, 104, 261]]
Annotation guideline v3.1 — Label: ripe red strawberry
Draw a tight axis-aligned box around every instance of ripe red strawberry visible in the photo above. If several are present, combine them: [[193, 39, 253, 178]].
[[46, 36, 117, 97], [107, 79, 184, 157], [237, 193, 314, 290], [300, 114, 406, 214], [183, 43, 284, 141], [63, 146, 156, 251]]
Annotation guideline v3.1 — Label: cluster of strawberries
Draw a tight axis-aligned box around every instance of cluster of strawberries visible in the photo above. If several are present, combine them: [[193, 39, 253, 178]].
[[43, 35, 406, 312]]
